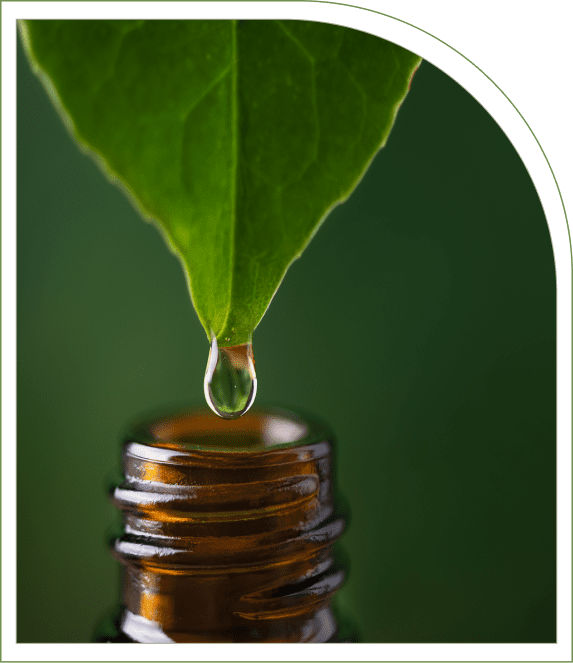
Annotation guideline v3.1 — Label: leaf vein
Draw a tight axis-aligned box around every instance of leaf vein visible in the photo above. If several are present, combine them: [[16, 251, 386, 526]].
[[180, 62, 232, 121], [276, 21, 316, 64], [275, 21, 320, 194]]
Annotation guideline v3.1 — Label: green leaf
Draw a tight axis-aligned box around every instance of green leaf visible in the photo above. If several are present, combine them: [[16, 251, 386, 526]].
[[20, 20, 420, 346]]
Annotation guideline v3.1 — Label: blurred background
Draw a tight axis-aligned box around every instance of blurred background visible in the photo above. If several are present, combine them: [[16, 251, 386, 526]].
[[17, 29, 555, 643]]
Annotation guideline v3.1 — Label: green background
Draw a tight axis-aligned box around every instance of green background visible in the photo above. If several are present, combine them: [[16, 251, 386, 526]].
[[17, 31, 555, 643]]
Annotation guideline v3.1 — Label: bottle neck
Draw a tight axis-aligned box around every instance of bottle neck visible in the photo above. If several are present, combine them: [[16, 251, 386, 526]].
[[111, 407, 345, 642]]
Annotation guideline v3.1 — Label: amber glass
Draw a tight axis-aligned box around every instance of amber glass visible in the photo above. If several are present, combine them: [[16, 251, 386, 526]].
[[95, 406, 346, 643]]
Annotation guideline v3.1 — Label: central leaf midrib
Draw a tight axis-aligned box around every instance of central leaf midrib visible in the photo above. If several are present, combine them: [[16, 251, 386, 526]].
[[219, 18, 239, 341]]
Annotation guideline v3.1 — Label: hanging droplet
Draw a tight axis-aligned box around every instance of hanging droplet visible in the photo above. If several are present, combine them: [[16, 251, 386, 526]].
[[204, 336, 257, 419]]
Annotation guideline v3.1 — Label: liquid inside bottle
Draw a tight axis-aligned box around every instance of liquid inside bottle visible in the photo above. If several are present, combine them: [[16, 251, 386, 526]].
[[204, 336, 257, 419]]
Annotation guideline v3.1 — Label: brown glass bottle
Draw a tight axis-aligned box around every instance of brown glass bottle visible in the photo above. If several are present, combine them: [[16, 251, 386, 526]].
[[95, 406, 347, 643]]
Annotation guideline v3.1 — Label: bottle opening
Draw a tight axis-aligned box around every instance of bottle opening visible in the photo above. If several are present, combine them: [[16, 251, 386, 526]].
[[146, 408, 312, 453]]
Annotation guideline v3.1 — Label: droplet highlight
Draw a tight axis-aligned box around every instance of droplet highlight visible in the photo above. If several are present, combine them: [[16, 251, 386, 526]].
[[204, 337, 257, 419]]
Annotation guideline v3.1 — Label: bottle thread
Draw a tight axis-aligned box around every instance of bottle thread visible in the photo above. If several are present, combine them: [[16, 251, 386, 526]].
[[107, 407, 345, 643]]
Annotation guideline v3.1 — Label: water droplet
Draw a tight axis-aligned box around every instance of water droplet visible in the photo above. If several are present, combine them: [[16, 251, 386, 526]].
[[204, 336, 257, 419]]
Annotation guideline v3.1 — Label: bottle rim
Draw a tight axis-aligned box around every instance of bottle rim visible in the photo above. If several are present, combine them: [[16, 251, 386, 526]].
[[123, 403, 336, 457]]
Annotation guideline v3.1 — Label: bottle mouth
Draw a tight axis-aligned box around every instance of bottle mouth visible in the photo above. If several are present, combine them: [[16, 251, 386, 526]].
[[128, 406, 331, 455]]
